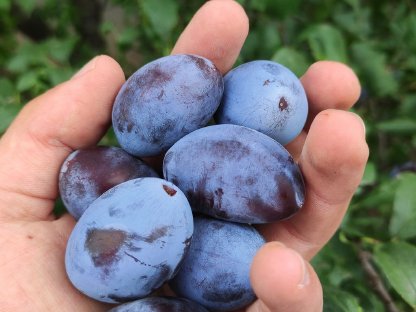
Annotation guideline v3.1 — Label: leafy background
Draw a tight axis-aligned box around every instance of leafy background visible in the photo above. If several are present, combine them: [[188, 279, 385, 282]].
[[1, 0, 416, 311]]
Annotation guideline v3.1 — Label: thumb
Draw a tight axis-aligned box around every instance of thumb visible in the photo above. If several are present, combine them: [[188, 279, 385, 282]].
[[0, 55, 125, 221], [248, 242, 323, 312]]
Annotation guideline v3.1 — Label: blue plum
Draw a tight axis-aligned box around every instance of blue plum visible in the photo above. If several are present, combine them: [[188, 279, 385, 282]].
[[112, 54, 224, 157], [108, 296, 209, 312], [59, 146, 158, 220], [170, 216, 265, 311], [65, 178, 193, 303], [215, 60, 308, 145], [163, 124, 305, 224]]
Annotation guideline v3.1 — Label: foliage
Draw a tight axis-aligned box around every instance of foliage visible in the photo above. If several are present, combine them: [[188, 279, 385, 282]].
[[1, 0, 416, 311]]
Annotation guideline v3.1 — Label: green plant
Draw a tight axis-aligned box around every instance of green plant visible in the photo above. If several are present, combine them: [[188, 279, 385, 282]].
[[1, 0, 415, 310]]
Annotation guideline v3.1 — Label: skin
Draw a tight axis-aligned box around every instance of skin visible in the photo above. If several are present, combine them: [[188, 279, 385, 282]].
[[0, 1, 368, 311]]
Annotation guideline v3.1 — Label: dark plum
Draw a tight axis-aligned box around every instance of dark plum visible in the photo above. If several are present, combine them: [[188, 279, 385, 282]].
[[215, 60, 308, 145], [112, 54, 224, 157], [65, 178, 193, 303], [59, 146, 158, 220], [108, 296, 209, 312], [163, 124, 305, 224], [170, 216, 265, 311]]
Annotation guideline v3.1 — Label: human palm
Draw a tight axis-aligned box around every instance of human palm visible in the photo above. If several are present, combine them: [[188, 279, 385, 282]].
[[0, 1, 368, 312]]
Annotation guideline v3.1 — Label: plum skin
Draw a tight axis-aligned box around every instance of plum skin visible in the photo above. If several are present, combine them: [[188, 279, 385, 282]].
[[112, 54, 224, 157], [65, 177, 193, 303], [108, 296, 209, 312], [163, 124, 305, 224], [59, 146, 158, 220], [170, 216, 266, 311], [215, 60, 308, 145]]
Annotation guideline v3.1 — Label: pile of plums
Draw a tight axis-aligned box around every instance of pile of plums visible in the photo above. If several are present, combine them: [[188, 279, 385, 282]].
[[60, 54, 308, 311]]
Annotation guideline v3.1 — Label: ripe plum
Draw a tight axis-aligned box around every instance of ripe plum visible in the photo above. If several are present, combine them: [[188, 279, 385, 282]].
[[59, 146, 158, 220], [215, 60, 308, 145], [163, 124, 305, 223], [112, 54, 224, 157], [65, 178, 193, 303], [170, 216, 265, 311]]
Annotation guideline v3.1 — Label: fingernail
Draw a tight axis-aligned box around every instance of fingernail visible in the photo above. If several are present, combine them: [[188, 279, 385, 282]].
[[296, 252, 310, 289], [71, 56, 98, 80]]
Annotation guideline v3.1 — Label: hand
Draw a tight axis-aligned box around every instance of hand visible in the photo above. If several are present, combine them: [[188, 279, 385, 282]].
[[0, 1, 368, 311]]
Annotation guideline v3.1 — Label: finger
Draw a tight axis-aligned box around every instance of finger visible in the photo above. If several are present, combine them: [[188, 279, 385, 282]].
[[171, 0, 249, 74], [285, 61, 361, 158], [246, 242, 323, 312], [284, 132, 306, 162], [143, 0, 249, 171], [0, 0, 249, 221], [258, 109, 369, 260], [0, 55, 125, 221], [301, 61, 361, 129]]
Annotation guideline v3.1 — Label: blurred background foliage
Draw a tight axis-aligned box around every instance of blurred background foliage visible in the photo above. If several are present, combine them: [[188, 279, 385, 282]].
[[1, 0, 416, 311]]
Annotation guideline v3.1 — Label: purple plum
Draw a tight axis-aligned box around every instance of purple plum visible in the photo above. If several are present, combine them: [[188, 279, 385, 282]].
[[65, 178, 193, 303], [170, 216, 265, 311], [215, 60, 308, 145], [112, 54, 224, 157], [59, 146, 158, 220], [163, 124, 305, 224]]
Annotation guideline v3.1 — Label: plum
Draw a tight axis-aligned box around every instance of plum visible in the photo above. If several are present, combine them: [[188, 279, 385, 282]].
[[108, 296, 209, 312], [59, 146, 158, 220], [170, 216, 265, 311], [65, 178, 193, 303], [163, 124, 305, 223], [215, 60, 308, 145], [112, 54, 224, 157]]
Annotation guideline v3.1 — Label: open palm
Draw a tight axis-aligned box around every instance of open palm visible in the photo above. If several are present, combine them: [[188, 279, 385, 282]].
[[0, 1, 368, 311]]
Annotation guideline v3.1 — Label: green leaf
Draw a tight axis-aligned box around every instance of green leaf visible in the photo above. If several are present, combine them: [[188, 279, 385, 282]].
[[7, 42, 47, 73], [0, 78, 16, 98], [140, 0, 179, 40], [100, 21, 114, 35], [43, 38, 77, 63], [265, 0, 301, 18], [351, 43, 399, 97], [376, 119, 416, 134], [0, 103, 21, 133], [241, 23, 281, 60], [0, 78, 18, 106], [399, 94, 416, 115], [261, 23, 281, 56], [302, 24, 347, 62], [117, 27, 139, 49], [271, 47, 309, 77], [342, 0, 359, 10], [0, 0, 10, 11], [250, 0, 267, 12], [18, 0, 37, 15], [7, 53, 31, 73], [16, 71, 38, 92], [47, 67, 73, 86], [324, 288, 363, 312], [351, 178, 397, 211], [389, 173, 416, 239], [333, 6, 372, 40], [373, 242, 416, 309], [360, 162, 377, 186], [240, 29, 262, 60]]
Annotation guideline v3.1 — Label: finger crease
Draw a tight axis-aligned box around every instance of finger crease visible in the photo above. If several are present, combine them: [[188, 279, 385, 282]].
[[281, 219, 321, 258]]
